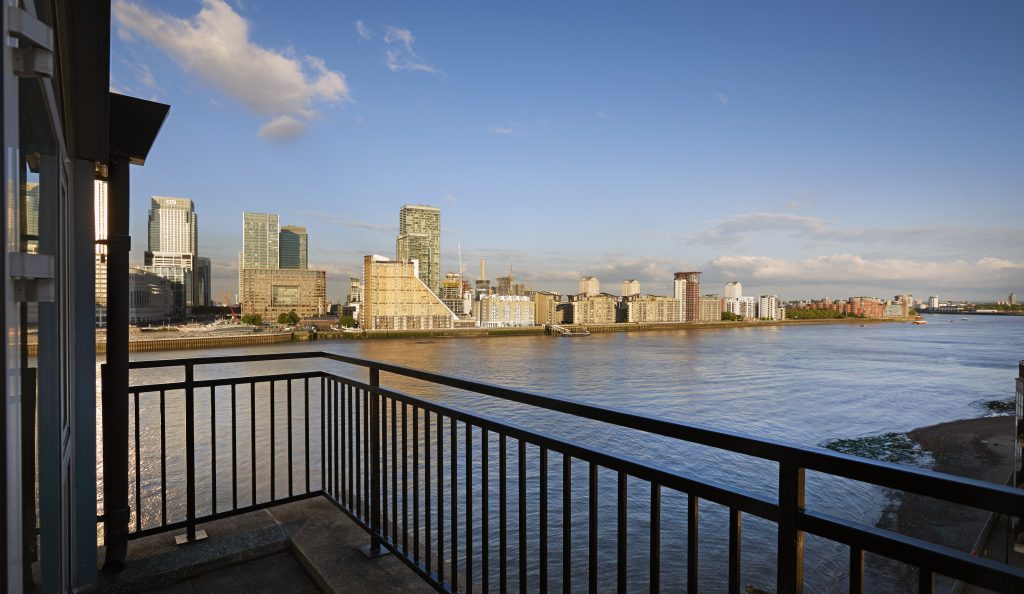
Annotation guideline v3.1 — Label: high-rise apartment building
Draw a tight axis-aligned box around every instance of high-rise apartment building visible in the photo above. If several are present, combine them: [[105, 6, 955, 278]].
[[441, 272, 469, 316], [579, 276, 600, 297], [674, 272, 701, 322], [279, 225, 308, 269], [1010, 293, 1017, 306], [928, 296, 940, 309], [239, 212, 280, 300], [758, 294, 783, 320], [699, 295, 722, 322], [348, 277, 362, 303], [622, 279, 640, 297], [396, 204, 441, 294], [724, 281, 742, 300], [725, 296, 756, 319], [360, 255, 456, 330]]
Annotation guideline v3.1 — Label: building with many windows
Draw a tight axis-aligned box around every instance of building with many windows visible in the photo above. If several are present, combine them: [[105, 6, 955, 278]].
[[534, 291, 562, 325], [241, 268, 327, 319], [699, 294, 723, 322], [479, 295, 535, 327], [622, 279, 640, 297], [579, 276, 601, 297], [279, 225, 308, 269], [239, 212, 280, 299], [758, 294, 785, 320], [622, 294, 681, 323], [142, 196, 209, 313], [724, 281, 742, 300], [360, 255, 457, 330], [128, 268, 175, 325], [725, 296, 757, 320], [396, 204, 441, 295], [571, 293, 619, 325], [674, 271, 701, 321]]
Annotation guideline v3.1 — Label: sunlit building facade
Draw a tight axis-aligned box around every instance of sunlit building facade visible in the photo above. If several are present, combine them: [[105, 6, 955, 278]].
[[361, 255, 456, 330]]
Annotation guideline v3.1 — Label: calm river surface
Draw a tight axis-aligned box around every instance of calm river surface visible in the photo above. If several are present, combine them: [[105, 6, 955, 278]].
[[107, 315, 1023, 592]]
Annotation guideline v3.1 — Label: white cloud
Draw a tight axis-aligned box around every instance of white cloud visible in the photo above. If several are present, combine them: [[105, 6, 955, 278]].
[[709, 254, 1024, 287], [355, 20, 372, 40], [715, 92, 729, 106], [383, 26, 441, 75], [688, 212, 830, 245], [258, 115, 307, 142], [488, 124, 518, 135], [114, 0, 349, 139]]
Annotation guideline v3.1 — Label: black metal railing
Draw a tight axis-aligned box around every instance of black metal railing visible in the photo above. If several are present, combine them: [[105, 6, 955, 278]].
[[105, 351, 1024, 594]]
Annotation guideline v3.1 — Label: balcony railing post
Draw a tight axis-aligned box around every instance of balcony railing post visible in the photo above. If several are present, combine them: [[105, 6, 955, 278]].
[[176, 362, 206, 544], [361, 366, 389, 558], [777, 456, 805, 594]]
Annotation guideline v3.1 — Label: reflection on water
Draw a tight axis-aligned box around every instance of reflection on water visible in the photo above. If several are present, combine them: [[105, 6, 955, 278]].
[[96, 315, 1023, 592]]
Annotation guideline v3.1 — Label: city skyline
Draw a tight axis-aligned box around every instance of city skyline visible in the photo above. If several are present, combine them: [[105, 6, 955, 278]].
[[113, 1, 1024, 301]]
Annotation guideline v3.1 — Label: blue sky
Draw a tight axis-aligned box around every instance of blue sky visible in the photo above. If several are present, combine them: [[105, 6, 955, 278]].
[[112, 0, 1024, 302]]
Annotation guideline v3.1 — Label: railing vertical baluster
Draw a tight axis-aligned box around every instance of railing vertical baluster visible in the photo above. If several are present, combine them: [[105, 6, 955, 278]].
[[270, 380, 276, 501], [729, 509, 742, 594], [231, 384, 238, 511], [919, 569, 934, 594], [393, 398, 399, 547], [413, 406, 420, 565], [425, 410, 432, 575], [466, 423, 474, 594], [688, 494, 699, 594], [133, 391, 140, 533], [362, 367, 386, 558], [451, 417, 459, 590], [304, 377, 310, 495], [326, 381, 332, 498], [849, 546, 863, 594], [250, 382, 256, 505], [381, 392, 389, 541], [184, 363, 197, 542], [348, 384, 354, 508], [519, 440, 527, 594], [482, 428, 490, 594], [777, 458, 805, 594], [650, 483, 660, 594], [211, 386, 217, 515], [320, 376, 325, 493], [589, 463, 597, 594], [500, 434, 508, 594], [364, 386, 370, 521], [334, 381, 340, 499], [617, 471, 627, 594], [540, 447, 548, 594], [437, 414, 445, 584], [287, 379, 293, 498], [160, 390, 167, 527], [563, 454, 572, 594], [403, 402, 409, 555]]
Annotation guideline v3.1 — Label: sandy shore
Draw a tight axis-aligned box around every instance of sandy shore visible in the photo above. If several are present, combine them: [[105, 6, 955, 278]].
[[873, 415, 1015, 591]]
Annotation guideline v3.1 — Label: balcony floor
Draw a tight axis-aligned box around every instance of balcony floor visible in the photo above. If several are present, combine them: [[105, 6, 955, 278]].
[[90, 496, 433, 594]]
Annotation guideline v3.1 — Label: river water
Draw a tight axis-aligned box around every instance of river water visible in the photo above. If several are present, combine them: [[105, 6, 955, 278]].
[[109, 315, 1023, 592]]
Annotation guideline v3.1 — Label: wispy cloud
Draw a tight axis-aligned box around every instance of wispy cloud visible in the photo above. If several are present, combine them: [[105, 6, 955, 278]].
[[687, 212, 830, 245], [114, 0, 350, 140], [714, 92, 729, 106], [443, 194, 457, 204], [354, 20, 372, 40], [298, 210, 397, 234], [488, 124, 518, 135], [259, 115, 308, 142], [383, 26, 441, 75]]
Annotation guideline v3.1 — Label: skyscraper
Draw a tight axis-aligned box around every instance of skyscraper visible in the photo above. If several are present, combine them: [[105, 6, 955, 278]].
[[622, 279, 640, 297], [396, 204, 441, 294], [579, 276, 600, 297], [239, 212, 280, 299], [142, 197, 209, 314], [279, 225, 308, 269], [674, 271, 701, 321], [724, 281, 742, 300]]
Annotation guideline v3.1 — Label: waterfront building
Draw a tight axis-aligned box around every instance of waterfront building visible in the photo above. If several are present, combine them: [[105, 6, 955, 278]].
[[758, 294, 784, 320], [725, 296, 757, 319], [571, 293, 619, 325], [534, 291, 562, 325], [928, 295, 940, 309], [724, 281, 742, 300], [128, 268, 175, 325], [441, 272, 469, 316], [360, 255, 457, 330], [579, 276, 600, 297], [699, 294, 723, 322], [239, 212, 280, 300], [1010, 292, 1017, 306], [674, 271, 701, 322], [143, 196, 210, 312], [479, 294, 534, 327], [622, 294, 681, 323], [396, 204, 441, 295], [622, 279, 640, 297], [279, 225, 308, 269], [348, 277, 362, 303], [241, 268, 327, 319]]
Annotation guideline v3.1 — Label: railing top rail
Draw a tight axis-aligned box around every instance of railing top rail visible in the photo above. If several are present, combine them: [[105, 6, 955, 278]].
[[123, 351, 1024, 516]]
